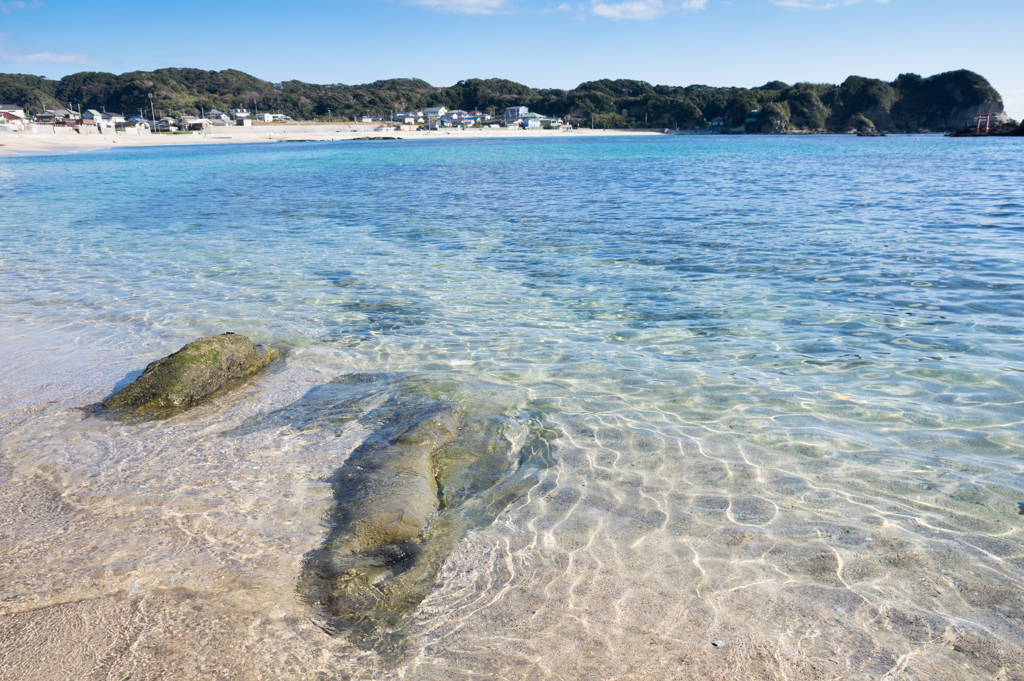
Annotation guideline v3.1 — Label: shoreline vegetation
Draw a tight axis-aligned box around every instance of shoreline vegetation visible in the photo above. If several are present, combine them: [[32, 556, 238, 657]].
[[0, 67, 1015, 138]]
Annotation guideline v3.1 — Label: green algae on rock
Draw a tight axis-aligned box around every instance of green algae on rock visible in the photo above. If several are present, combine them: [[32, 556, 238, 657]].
[[102, 333, 275, 415], [258, 373, 559, 656]]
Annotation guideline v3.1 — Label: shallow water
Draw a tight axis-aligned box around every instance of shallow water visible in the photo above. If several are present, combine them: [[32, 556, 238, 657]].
[[2, 135, 1024, 679]]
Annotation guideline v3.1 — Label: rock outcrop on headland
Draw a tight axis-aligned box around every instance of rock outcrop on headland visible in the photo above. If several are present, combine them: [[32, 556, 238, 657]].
[[947, 119, 1024, 137], [103, 332, 274, 415]]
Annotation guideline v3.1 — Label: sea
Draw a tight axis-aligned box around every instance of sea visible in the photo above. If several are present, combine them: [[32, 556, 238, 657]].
[[2, 134, 1024, 680]]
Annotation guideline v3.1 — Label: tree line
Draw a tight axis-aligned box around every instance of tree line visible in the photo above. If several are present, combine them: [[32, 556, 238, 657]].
[[0, 67, 1005, 132]]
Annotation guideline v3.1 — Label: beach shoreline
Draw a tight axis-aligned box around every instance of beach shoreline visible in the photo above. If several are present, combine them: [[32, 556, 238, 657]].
[[0, 125, 665, 155]]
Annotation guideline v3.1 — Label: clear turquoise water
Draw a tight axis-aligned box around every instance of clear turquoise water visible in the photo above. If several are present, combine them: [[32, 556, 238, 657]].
[[3, 135, 1024, 678]]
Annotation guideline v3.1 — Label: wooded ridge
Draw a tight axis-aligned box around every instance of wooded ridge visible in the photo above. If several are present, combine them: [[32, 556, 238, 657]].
[[0, 68, 1009, 133]]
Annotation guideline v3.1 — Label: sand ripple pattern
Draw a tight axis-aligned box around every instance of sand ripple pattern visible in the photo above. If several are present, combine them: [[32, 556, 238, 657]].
[[2, 135, 1024, 679]]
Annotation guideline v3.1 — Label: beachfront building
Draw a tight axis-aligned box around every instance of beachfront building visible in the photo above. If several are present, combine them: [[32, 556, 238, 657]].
[[437, 110, 471, 127], [230, 108, 250, 118], [205, 109, 230, 121], [711, 117, 724, 128], [0, 110, 27, 131], [505, 106, 528, 122], [257, 113, 273, 122], [520, 112, 545, 128], [1, 104, 26, 120], [117, 117, 151, 132], [154, 117, 178, 132], [424, 107, 447, 120], [178, 116, 211, 131], [35, 108, 80, 126], [395, 112, 425, 124], [83, 110, 126, 128]]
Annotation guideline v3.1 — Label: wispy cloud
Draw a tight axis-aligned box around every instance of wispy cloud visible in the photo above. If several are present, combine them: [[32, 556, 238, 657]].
[[771, 0, 889, 8], [401, 0, 506, 13], [591, 0, 705, 20], [0, 0, 44, 13], [539, 2, 572, 13], [0, 34, 96, 65]]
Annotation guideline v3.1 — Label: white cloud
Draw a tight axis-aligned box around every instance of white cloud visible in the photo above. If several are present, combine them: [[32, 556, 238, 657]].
[[402, 0, 506, 13], [0, 0, 44, 13], [771, 0, 889, 8], [539, 2, 572, 13], [591, 0, 705, 20], [0, 34, 95, 65]]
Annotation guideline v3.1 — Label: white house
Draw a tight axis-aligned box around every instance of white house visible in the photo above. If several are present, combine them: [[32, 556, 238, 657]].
[[505, 106, 528, 122], [438, 110, 471, 127], [257, 113, 273, 122], [424, 107, 447, 120], [1, 104, 26, 119], [0, 110, 26, 131], [205, 109, 230, 121], [519, 112, 544, 128], [82, 109, 104, 125], [395, 111, 424, 124], [117, 117, 151, 133], [230, 108, 250, 118]]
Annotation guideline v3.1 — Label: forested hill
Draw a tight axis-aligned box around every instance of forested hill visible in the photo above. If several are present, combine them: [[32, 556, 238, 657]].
[[0, 68, 1007, 133]]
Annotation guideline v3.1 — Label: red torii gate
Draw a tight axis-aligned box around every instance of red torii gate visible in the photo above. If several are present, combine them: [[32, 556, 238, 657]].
[[976, 112, 994, 133]]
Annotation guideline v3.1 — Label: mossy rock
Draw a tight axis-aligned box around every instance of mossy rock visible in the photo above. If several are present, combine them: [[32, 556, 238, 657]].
[[103, 332, 275, 415]]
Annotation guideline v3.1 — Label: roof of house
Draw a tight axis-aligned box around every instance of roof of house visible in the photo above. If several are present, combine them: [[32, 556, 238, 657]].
[[1, 104, 24, 110]]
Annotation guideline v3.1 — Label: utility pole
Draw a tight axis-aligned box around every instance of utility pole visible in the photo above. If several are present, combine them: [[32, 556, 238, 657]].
[[149, 93, 156, 126]]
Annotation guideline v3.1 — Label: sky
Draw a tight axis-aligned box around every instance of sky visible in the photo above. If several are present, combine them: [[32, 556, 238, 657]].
[[0, 0, 1021, 119]]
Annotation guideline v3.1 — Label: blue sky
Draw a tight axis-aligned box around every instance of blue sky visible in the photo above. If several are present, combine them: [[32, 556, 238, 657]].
[[1, 0, 1021, 118]]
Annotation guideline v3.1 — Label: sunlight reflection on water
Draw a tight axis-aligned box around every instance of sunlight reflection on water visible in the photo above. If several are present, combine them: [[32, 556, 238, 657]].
[[2, 135, 1024, 679]]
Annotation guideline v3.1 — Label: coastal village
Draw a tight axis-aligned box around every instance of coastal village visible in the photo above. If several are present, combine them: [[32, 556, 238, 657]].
[[0, 103, 584, 134]]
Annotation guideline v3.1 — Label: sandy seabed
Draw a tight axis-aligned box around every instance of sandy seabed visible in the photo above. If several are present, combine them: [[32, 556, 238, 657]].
[[4, 134, 1024, 681], [2, 318, 1024, 681]]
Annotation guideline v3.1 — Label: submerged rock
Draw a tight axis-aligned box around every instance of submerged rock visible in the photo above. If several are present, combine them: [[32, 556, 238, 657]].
[[103, 332, 274, 415], [325, 398, 464, 556], [245, 373, 558, 655]]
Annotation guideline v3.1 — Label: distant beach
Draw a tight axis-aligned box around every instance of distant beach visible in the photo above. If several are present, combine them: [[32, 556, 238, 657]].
[[0, 125, 663, 154]]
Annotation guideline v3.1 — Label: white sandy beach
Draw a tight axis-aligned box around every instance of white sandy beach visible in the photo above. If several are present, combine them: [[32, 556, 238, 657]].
[[0, 125, 664, 154]]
